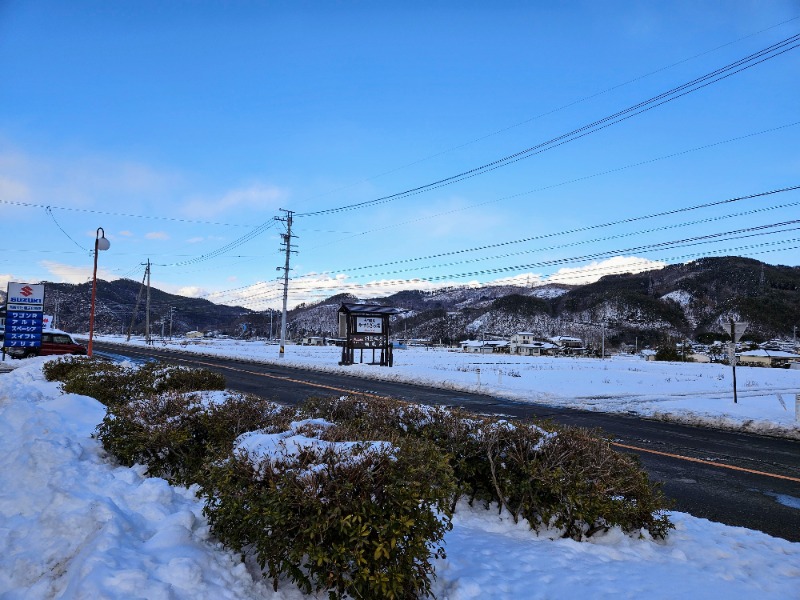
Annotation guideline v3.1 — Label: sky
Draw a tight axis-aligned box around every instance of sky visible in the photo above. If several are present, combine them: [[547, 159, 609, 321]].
[[2, 353, 799, 598], [0, 1, 799, 310]]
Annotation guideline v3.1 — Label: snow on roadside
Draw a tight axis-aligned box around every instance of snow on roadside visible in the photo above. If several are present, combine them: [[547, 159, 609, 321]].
[[0, 358, 292, 600], [95, 336, 800, 439], [1, 357, 798, 599]]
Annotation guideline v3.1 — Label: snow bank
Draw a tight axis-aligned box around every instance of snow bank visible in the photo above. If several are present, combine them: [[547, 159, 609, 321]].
[[2, 357, 798, 599]]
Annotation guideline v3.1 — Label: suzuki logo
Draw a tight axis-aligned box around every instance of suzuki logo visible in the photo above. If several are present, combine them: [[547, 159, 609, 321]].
[[20, 286, 34, 297]]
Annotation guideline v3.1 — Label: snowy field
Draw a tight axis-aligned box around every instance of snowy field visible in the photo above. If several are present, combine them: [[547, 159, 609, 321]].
[[98, 335, 800, 439], [1, 357, 799, 599]]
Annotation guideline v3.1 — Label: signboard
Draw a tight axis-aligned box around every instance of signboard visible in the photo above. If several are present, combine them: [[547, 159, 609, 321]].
[[721, 321, 748, 342], [4, 283, 45, 348], [355, 316, 383, 334], [42, 314, 54, 330]]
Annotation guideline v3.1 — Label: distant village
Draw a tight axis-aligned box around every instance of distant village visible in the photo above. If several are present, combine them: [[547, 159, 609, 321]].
[[299, 331, 800, 369]]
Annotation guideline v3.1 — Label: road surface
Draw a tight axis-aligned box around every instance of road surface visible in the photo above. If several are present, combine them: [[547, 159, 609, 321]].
[[94, 341, 800, 542]]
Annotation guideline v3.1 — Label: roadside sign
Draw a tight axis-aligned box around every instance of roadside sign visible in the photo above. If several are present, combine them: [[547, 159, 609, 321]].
[[4, 283, 45, 349], [720, 319, 748, 405], [721, 320, 748, 342]]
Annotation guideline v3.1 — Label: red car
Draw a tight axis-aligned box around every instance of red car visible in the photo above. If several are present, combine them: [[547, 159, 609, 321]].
[[5, 330, 87, 359]]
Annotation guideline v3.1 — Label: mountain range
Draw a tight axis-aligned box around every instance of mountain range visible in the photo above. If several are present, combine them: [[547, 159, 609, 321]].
[[2, 256, 798, 347]]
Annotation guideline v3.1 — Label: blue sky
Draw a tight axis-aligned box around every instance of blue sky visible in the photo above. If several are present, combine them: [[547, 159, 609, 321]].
[[1, 1, 798, 310]]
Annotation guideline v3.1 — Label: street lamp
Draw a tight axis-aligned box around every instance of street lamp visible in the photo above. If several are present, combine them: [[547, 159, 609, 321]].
[[88, 227, 110, 357]]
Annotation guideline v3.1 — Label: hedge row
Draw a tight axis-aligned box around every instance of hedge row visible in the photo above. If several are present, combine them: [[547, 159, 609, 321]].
[[45, 356, 673, 599], [299, 395, 673, 540]]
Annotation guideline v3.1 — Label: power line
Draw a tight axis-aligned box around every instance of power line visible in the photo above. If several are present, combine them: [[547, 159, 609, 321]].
[[297, 185, 800, 279], [239, 241, 800, 310], [287, 15, 800, 212], [296, 34, 800, 217], [1, 199, 255, 228], [154, 221, 278, 267], [306, 121, 800, 251], [186, 185, 800, 305], [315, 202, 800, 282], [275, 226, 799, 296]]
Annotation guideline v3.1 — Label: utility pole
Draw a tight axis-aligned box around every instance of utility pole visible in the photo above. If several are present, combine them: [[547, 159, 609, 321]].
[[169, 306, 176, 340], [276, 210, 295, 357], [145, 259, 151, 345], [601, 322, 605, 359], [53, 291, 60, 330], [127, 262, 149, 341]]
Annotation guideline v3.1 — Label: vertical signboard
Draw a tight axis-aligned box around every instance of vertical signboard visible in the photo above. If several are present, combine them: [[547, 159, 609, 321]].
[[4, 283, 45, 349]]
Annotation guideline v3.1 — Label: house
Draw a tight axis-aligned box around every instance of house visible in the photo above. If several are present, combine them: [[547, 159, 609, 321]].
[[301, 336, 328, 346], [738, 349, 800, 368], [516, 341, 559, 356], [460, 340, 509, 354], [640, 349, 657, 361], [549, 335, 585, 355]]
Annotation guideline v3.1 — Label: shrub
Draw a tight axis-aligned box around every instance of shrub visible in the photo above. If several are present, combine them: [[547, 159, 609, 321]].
[[203, 422, 456, 599], [43, 356, 225, 406], [42, 355, 101, 382], [300, 395, 673, 540], [96, 390, 285, 485]]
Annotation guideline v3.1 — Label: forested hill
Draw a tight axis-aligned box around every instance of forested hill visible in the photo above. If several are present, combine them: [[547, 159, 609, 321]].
[[2, 257, 797, 345]]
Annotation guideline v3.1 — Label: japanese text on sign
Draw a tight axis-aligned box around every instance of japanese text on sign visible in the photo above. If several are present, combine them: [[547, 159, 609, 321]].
[[355, 316, 382, 334]]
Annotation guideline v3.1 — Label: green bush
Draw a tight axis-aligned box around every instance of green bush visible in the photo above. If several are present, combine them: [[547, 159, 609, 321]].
[[42, 355, 102, 382], [96, 390, 285, 485], [42, 356, 225, 406], [300, 395, 673, 540], [203, 424, 456, 599]]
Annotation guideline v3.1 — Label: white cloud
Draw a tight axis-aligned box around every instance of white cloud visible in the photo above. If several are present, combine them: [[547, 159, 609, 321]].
[[39, 261, 118, 284], [544, 256, 666, 285], [0, 175, 30, 203], [182, 183, 286, 218], [186, 237, 205, 244], [118, 230, 134, 237], [176, 286, 208, 298], [0, 144, 181, 211], [145, 231, 170, 240]]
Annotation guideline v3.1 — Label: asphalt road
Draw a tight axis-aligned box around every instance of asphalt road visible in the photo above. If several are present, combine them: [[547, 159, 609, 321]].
[[94, 341, 800, 542]]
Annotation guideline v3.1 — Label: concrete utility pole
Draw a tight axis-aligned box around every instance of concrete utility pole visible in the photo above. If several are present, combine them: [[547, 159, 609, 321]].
[[169, 306, 176, 340], [277, 210, 295, 358], [127, 264, 148, 341], [145, 259, 151, 345]]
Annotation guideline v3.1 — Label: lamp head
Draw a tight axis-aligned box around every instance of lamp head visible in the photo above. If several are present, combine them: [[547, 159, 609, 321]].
[[96, 227, 110, 251]]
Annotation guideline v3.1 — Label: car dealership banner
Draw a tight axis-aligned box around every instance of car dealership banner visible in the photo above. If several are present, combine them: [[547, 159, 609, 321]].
[[4, 282, 45, 348]]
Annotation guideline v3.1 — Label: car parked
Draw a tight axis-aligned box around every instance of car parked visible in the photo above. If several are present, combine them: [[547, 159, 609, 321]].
[[5, 330, 87, 359]]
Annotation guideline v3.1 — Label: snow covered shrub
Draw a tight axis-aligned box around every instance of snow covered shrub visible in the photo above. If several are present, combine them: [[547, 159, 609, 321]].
[[134, 361, 226, 395], [300, 395, 673, 540], [44, 356, 225, 406], [42, 355, 100, 382], [203, 424, 456, 600], [46, 358, 138, 406], [509, 426, 673, 540], [97, 390, 287, 485]]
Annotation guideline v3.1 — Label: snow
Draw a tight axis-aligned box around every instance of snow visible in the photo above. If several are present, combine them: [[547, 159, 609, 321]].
[[2, 354, 799, 598], [96, 335, 800, 439]]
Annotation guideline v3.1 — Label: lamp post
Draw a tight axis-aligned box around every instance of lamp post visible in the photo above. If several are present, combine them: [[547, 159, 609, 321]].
[[88, 227, 110, 357]]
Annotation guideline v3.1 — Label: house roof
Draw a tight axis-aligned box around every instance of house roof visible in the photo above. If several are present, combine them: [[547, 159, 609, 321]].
[[739, 349, 800, 359], [338, 303, 406, 316]]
